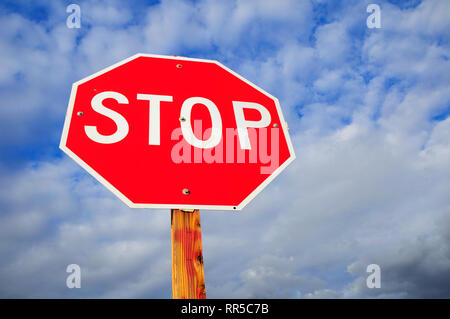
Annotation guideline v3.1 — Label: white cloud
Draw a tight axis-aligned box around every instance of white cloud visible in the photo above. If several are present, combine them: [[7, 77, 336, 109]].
[[0, 158, 171, 298]]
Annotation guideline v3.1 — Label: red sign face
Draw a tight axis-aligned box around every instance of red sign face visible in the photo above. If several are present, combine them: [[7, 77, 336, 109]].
[[60, 54, 295, 210]]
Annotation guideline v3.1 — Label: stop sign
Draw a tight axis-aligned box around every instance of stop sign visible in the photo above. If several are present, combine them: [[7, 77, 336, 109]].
[[60, 54, 295, 210]]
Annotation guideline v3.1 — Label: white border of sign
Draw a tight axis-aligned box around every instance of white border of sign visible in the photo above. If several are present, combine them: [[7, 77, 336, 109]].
[[60, 53, 296, 211]]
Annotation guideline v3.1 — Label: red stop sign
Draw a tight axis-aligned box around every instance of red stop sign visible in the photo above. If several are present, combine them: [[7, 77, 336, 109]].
[[60, 54, 295, 210]]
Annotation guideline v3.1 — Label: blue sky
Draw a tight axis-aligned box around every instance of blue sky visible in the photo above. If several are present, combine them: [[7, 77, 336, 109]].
[[0, 0, 449, 298]]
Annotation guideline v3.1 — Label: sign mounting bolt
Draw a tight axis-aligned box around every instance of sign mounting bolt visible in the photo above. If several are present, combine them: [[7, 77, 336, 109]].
[[176, 64, 182, 68], [182, 188, 190, 195], [77, 111, 83, 116]]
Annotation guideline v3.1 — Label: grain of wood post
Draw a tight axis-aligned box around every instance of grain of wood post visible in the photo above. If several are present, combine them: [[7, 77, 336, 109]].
[[171, 209, 206, 299]]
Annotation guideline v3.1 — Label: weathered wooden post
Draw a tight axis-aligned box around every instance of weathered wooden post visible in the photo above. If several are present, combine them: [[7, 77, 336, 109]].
[[171, 209, 206, 299]]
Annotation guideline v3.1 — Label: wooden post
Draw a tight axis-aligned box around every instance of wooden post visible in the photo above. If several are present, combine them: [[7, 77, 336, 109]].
[[171, 209, 206, 299]]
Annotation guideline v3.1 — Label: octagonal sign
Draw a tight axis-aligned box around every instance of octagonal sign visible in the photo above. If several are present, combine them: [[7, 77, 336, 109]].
[[60, 54, 295, 210]]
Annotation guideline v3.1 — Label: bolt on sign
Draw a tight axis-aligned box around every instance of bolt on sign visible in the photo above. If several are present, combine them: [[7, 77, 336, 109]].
[[60, 54, 295, 210], [60, 54, 295, 298]]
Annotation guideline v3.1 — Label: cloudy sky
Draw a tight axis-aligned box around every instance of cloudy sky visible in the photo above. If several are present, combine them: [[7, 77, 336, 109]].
[[0, 0, 449, 298]]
